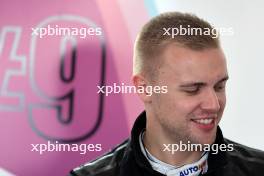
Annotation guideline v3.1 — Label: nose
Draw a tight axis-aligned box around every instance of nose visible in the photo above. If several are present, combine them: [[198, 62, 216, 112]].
[[200, 89, 220, 113]]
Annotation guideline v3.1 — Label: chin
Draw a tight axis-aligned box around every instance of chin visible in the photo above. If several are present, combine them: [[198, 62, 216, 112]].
[[191, 128, 217, 145]]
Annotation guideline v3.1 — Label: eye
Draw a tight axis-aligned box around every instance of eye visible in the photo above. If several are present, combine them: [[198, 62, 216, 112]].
[[214, 83, 226, 92], [183, 86, 201, 95]]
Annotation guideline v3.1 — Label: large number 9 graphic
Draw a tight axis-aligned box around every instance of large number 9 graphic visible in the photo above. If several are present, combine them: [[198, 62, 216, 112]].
[[28, 15, 106, 143]]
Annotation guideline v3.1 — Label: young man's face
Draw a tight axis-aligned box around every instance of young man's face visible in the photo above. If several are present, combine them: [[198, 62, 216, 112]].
[[149, 44, 228, 145]]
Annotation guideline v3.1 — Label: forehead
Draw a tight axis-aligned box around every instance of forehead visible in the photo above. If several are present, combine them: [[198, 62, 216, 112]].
[[158, 44, 228, 83]]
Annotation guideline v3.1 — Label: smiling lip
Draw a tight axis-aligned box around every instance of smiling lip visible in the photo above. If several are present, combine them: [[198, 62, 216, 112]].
[[191, 118, 216, 131]]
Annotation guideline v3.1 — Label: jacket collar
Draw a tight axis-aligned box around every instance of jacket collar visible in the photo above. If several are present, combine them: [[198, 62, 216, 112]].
[[128, 111, 228, 174]]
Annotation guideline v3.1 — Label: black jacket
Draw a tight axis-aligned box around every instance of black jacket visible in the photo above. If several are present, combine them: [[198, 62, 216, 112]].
[[70, 111, 264, 176]]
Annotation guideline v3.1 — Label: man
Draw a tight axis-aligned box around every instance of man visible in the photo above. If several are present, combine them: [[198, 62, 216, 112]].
[[70, 12, 264, 176]]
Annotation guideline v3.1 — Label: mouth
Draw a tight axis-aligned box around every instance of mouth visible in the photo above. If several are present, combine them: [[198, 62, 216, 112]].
[[191, 118, 216, 131]]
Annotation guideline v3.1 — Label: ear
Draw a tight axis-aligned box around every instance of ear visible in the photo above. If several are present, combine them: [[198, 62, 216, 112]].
[[132, 74, 152, 103]]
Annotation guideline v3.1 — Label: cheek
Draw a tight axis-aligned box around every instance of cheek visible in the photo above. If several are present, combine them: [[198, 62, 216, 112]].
[[156, 93, 200, 116], [175, 98, 201, 115], [218, 94, 226, 109], [152, 93, 175, 108], [150, 91, 178, 115]]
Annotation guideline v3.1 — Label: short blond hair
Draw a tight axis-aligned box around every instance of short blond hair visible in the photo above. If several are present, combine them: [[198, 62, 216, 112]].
[[133, 12, 220, 78]]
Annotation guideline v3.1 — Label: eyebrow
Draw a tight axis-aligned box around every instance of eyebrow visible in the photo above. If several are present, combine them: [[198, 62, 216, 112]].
[[179, 76, 229, 88]]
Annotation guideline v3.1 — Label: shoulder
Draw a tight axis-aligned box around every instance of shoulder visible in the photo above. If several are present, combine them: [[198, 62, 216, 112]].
[[69, 139, 129, 176], [225, 138, 264, 171]]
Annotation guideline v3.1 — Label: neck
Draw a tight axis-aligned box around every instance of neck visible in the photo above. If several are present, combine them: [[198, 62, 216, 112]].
[[143, 123, 202, 166]]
